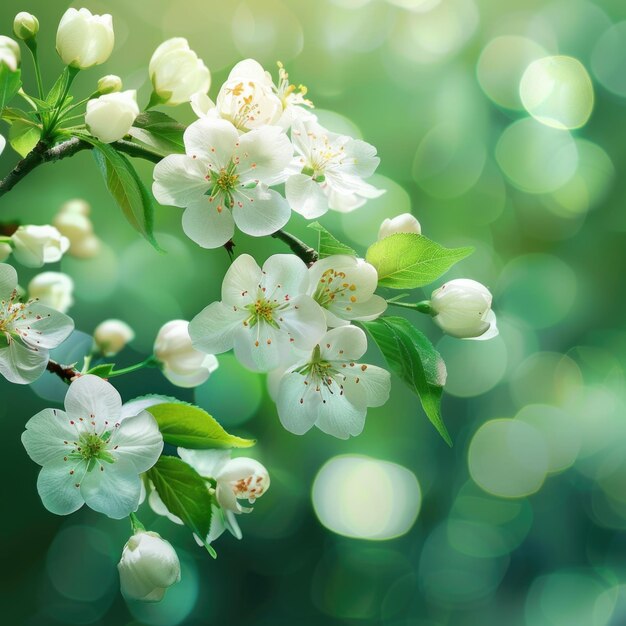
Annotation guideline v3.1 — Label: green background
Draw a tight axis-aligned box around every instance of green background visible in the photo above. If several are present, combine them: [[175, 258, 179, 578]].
[[1, 0, 626, 624]]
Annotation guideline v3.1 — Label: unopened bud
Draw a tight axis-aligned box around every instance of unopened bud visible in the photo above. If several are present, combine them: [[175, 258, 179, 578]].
[[97, 74, 122, 95], [13, 12, 39, 41]]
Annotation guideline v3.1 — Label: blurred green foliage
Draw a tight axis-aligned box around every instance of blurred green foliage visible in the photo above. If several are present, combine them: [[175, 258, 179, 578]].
[[2, 0, 626, 625]]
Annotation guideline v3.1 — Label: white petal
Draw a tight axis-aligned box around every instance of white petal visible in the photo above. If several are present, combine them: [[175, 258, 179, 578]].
[[235, 125, 293, 185], [189, 301, 246, 355], [37, 457, 86, 515], [15, 303, 74, 349], [0, 340, 48, 384], [276, 372, 319, 435], [341, 139, 380, 178], [184, 118, 238, 167], [152, 154, 209, 207], [232, 185, 291, 238], [120, 395, 172, 420], [21, 408, 74, 466], [260, 254, 309, 297], [181, 198, 235, 249], [337, 294, 387, 322], [221, 253, 262, 307], [190, 92, 215, 117], [228, 58, 272, 85], [64, 375, 122, 426], [320, 325, 368, 361], [314, 392, 367, 439], [148, 485, 184, 525], [0, 263, 17, 299], [109, 411, 163, 473], [343, 364, 391, 408], [279, 295, 327, 351], [285, 174, 329, 219], [177, 448, 230, 477], [232, 322, 291, 372], [80, 457, 141, 519]]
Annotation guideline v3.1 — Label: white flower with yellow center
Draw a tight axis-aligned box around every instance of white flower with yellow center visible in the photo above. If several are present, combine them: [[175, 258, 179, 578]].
[[189, 253, 326, 372], [286, 118, 383, 218], [0, 263, 73, 384], [308, 255, 387, 327], [21, 375, 163, 519], [276, 326, 391, 439], [152, 118, 293, 248]]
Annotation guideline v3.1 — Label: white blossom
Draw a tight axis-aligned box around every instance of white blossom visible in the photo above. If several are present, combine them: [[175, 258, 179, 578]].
[[152, 118, 293, 249], [28, 272, 74, 314], [0, 263, 73, 384], [53, 200, 101, 259], [149, 38, 210, 106], [430, 279, 498, 340], [94, 319, 134, 356], [97, 74, 122, 94], [13, 12, 39, 41], [276, 326, 391, 439], [56, 8, 114, 69], [189, 253, 326, 372], [378, 213, 421, 239], [154, 320, 218, 388], [11, 225, 69, 268], [118, 531, 181, 602], [21, 375, 163, 519], [0, 36, 20, 71], [286, 118, 383, 218], [86, 90, 139, 144], [308, 255, 386, 327]]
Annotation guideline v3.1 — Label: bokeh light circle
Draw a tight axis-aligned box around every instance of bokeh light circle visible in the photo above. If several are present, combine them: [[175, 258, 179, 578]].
[[519, 55, 594, 129], [312, 455, 421, 540], [592, 22, 626, 98], [468, 419, 549, 498]]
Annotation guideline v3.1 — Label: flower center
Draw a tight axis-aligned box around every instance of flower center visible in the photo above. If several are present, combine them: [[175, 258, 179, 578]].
[[214, 168, 239, 192], [313, 268, 358, 310], [246, 297, 279, 328], [70, 430, 115, 465]]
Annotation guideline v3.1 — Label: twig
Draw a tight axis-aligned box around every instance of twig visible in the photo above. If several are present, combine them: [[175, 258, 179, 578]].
[[46, 359, 80, 384], [271, 229, 319, 264]]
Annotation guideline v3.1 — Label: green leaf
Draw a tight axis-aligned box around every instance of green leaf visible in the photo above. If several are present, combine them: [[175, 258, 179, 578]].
[[147, 403, 256, 449], [0, 66, 21, 111], [129, 111, 186, 156], [1, 107, 35, 124], [45, 67, 70, 107], [360, 316, 451, 446], [83, 137, 159, 249], [9, 120, 41, 157], [308, 221, 357, 258], [147, 456, 216, 557], [86, 363, 115, 378], [365, 233, 473, 289]]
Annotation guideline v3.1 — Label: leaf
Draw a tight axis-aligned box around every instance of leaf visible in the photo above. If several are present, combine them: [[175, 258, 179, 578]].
[[83, 136, 159, 249], [360, 316, 451, 446], [0, 66, 21, 111], [9, 120, 41, 157], [86, 363, 115, 378], [147, 456, 216, 557], [147, 403, 256, 449], [308, 221, 357, 258], [129, 111, 186, 156], [45, 67, 70, 107], [365, 233, 473, 289], [1, 107, 35, 124]]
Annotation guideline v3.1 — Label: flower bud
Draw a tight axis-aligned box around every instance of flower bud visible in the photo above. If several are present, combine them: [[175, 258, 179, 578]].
[[0, 242, 11, 262], [13, 12, 39, 41], [59, 198, 91, 216], [85, 90, 139, 143], [69, 235, 101, 259], [149, 38, 210, 106], [0, 36, 20, 72], [97, 74, 122, 95], [94, 319, 135, 356], [28, 272, 74, 313], [56, 8, 114, 69], [118, 531, 181, 602], [216, 457, 270, 513], [154, 320, 218, 388], [378, 213, 422, 239], [11, 225, 69, 268], [430, 279, 498, 339], [53, 201, 101, 258]]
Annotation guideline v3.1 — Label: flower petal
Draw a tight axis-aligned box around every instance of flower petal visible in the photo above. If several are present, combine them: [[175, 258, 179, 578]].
[[343, 364, 391, 408], [221, 253, 262, 307], [22, 408, 74, 466], [80, 456, 141, 519], [232, 322, 292, 372], [37, 457, 86, 516], [338, 294, 387, 322], [177, 448, 231, 477], [276, 372, 319, 435], [148, 485, 183, 525], [232, 185, 291, 238], [279, 295, 327, 351], [181, 198, 235, 249], [152, 154, 209, 207], [189, 301, 246, 355], [0, 339, 48, 384], [235, 125, 293, 185], [110, 410, 163, 473], [0, 263, 17, 300], [184, 118, 238, 167], [314, 392, 367, 439], [320, 325, 368, 361], [260, 253, 309, 297], [285, 174, 329, 219], [14, 303, 74, 349], [64, 374, 122, 426]]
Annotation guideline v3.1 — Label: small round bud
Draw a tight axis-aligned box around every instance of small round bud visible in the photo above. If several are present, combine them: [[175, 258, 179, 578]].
[[13, 12, 39, 41], [28, 272, 74, 314], [0, 242, 12, 263], [97, 74, 122, 95], [378, 213, 422, 239], [94, 319, 135, 356]]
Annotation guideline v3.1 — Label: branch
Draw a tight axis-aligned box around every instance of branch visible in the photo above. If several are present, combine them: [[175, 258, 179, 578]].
[[0, 136, 318, 263], [46, 359, 80, 384]]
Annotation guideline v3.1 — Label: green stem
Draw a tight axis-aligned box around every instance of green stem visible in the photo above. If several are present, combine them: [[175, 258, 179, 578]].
[[0, 236, 12, 245], [106, 356, 159, 379], [129, 512, 146, 534], [389, 300, 433, 314], [47, 66, 80, 135], [27, 41, 44, 100]]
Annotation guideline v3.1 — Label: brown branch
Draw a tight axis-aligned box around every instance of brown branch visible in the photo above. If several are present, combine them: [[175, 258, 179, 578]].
[[46, 359, 80, 384], [271, 229, 319, 264]]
